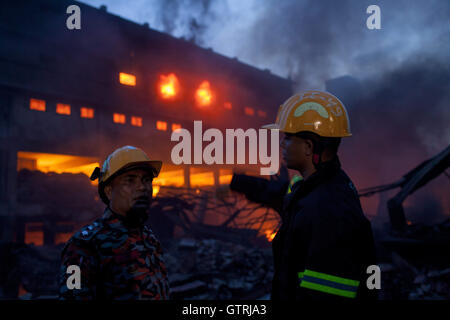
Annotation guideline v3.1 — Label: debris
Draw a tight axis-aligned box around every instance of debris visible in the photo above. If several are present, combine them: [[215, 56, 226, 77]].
[[427, 269, 450, 278], [391, 252, 418, 275], [378, 263, 395, 273], [170, 280, 208, 300], [165, 237, 274, 300], [178, 238, 197, 250]]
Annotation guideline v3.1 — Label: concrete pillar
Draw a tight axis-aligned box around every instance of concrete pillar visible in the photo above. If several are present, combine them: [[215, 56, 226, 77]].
[[0, 92, 17, 242], [213, 167, 220, 187], [184, 166, 190, 188], [0, 149, 18, 242]]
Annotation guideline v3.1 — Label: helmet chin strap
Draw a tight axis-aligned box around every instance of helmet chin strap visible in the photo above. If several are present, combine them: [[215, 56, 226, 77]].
[[312, 140, 324, 170]]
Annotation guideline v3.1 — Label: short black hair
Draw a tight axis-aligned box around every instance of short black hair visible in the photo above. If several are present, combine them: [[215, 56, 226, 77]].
[[294, 131, 341, 155]]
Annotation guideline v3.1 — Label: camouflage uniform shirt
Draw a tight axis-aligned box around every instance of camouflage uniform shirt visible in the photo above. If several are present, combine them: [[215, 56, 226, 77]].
[[59, 207, 170, 299]]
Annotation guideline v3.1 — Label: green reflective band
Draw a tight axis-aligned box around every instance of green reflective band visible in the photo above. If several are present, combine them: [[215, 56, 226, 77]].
[[300, 280, 357, 298], [304, 269, 360, 287], [287, 175, 303, 194], [299, 269, 360, 298]]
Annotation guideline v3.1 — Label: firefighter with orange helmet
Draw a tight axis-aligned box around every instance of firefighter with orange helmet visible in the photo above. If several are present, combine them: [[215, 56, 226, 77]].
[[59, 146, 170, 299], [232, 90, 377, 300]]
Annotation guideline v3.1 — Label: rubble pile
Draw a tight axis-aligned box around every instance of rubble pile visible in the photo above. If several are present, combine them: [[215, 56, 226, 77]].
[[0, 242, 61, 299], [164, 238, 274, 300], [409, 269, 450, 299], [403, 218, 450, 242], [15, 244, 61, 299], [377, 252, 450, 300], [1, 230, 448, 300]]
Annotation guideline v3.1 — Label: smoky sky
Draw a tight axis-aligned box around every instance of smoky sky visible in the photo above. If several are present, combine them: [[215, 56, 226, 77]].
[[79, 0, 450, 89]]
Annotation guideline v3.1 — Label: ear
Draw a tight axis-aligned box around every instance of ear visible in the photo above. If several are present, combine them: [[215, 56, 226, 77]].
[[104, 184, 113, 201], [303, 139, 314, 156]]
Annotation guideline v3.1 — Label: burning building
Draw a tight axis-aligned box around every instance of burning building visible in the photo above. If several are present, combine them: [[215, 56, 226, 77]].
[[0, 0, 292, 245]]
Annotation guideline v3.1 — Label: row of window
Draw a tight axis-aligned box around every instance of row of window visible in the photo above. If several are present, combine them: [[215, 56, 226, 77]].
[[31, 99, 94, 118], [29, 98, 180, 131]]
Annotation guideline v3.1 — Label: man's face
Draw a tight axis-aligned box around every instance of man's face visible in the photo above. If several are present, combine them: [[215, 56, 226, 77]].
[[105, 168, 154, 217], [280, 133, 313, 171]]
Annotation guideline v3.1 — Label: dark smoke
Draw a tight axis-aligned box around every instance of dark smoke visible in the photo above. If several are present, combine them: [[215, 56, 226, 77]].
[[243, 0, 450, 89], [80, 0, 228, 46], [405, 190, 444, 225], [154, 0, 219, 45], [338, 57, 450, 220]]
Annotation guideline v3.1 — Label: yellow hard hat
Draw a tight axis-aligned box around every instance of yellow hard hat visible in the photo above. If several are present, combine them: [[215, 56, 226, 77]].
[[262, 90, 352, 137], [90, 146, 162, 204]]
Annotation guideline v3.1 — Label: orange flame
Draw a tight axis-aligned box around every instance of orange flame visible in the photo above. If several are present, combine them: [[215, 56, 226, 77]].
[[152, 185, 160, 197], [159, 73, 179, 99], [195, 81, 212, 107], [265, 230, 276, 242], [154, 169, 184, 187]]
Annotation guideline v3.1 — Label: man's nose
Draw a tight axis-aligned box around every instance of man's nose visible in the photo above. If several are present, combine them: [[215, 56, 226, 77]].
[[136, 178, 147, 191]]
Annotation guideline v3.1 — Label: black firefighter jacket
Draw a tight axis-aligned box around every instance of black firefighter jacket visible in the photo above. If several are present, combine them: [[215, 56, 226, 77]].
[[273, 157, 377, 300], [231, 156, 377, 300]]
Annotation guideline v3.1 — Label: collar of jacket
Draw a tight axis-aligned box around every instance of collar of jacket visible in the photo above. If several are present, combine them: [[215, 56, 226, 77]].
[[290, 155, 342, 199]]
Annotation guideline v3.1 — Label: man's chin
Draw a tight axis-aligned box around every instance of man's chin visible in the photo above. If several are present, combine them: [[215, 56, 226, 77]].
[[125, 203, 150, 227], [286, 163, 302, 172], [285, 161, 294, 169], [132, 202, 150, 210], [133, 197, 151, 208]]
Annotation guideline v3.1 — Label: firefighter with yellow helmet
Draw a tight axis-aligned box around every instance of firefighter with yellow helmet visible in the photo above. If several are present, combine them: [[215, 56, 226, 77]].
[[59, 146, 170, 299], [231, 90, 377, 300]]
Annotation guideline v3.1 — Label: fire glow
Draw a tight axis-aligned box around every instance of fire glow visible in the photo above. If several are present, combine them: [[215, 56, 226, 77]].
[[159, 73, 179, 99], [195, 81, 212, 107], [29, 98, 46, 112], [119, 72, 136, 86], [265, 230, 276, 242], [17, 151, 100, 184]]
